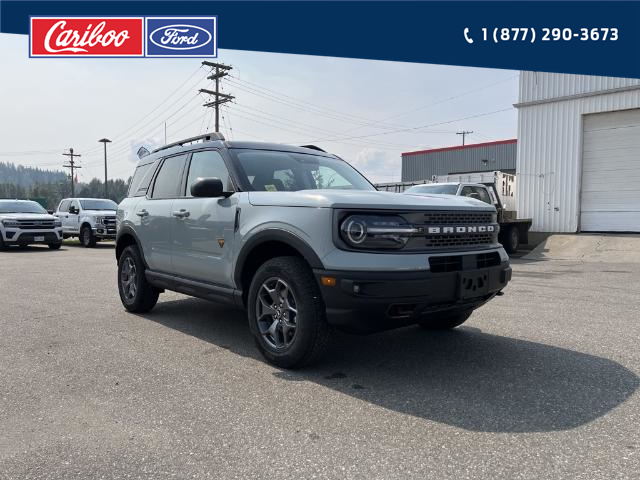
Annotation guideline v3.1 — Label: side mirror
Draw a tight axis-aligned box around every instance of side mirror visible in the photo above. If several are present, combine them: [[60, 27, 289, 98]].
[[191, 177, 227, 198], [68, 206, 78, 214]]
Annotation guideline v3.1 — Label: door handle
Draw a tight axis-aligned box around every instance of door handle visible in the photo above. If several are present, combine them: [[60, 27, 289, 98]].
[[136, 209, 149, 217], [173, 209, 190, 218]]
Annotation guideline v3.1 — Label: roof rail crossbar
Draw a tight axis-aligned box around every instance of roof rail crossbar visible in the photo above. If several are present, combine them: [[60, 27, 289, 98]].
[[152, 132, 225, 153], [299, 144, 326, 152]]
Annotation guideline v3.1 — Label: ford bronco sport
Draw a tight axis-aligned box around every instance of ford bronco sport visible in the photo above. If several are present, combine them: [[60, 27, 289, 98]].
[[116, 133, 511, 368]]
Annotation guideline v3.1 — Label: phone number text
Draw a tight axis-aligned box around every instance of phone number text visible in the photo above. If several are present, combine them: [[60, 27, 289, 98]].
[[466, 28, 619, 44]]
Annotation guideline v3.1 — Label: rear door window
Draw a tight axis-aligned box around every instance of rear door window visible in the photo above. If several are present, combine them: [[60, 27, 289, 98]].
[[151, 154, 188, 199]]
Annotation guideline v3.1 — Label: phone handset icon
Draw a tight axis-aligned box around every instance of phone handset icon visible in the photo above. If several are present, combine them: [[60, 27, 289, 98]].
[[464, 28, 474, 44]]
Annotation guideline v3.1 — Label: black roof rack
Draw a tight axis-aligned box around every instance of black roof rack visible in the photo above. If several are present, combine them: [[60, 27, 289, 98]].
[[152, 132, 225, 153], [299, 144, 326, 152]]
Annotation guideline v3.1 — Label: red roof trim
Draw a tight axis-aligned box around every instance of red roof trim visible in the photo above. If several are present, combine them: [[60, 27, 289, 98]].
[[402, 139, 517, 157]]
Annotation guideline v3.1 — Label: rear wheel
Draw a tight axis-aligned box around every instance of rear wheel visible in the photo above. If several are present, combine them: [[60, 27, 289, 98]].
[[81, 225, 96, 248], [418, 310, 472, 330], [248, 256, 329, 369], [504, 225, 519, 253], [118, 245, 159, 313]]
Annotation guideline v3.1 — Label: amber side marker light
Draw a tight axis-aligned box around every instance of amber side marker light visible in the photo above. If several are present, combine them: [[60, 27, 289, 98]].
[[320, 276, 337, 287]]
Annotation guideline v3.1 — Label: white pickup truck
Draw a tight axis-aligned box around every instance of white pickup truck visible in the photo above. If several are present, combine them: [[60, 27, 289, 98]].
[[54, 198, 118, 247]]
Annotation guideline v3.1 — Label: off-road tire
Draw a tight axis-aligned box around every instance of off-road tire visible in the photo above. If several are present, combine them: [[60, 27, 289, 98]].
[[118, 245, 159, 313], [248, 256, 330, 369], [0, 237, 7, 251], [418, 310, 473, 330], [81, 225, 96, 248]]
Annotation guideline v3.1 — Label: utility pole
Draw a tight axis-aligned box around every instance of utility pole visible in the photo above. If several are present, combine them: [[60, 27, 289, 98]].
[[62, 148, 82, 197], [200, 61, 234, 133], [457, 130, 473, 146], [98, 138, 112, 199]]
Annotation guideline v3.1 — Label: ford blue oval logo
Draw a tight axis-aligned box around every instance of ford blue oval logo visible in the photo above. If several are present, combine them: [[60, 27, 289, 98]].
[[149, 24, 212, 51]]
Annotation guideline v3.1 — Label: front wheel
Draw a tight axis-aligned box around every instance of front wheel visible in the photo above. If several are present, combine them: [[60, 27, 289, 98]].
[[118, 245, 159, 313], [247, 256, 330, 369], [48, 242, 62, 250], [81, 225, 96, 248], [418, 310, 473, 330]]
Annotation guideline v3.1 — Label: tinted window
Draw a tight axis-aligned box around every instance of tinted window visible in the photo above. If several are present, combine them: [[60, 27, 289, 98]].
[[58, 200, 70, 212], [185, 150, 232, 196], [128, 162, 156, 197], [151, 154, 188, 199], [232, 150, 374, 192]]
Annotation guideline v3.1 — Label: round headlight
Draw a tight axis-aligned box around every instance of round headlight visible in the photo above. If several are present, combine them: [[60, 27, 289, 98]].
[[343, 217, 368, 245]]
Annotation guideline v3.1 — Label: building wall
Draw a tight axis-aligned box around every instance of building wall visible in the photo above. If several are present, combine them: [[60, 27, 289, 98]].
[[401, 140, 516, 182], [516, 73, 640, 232]]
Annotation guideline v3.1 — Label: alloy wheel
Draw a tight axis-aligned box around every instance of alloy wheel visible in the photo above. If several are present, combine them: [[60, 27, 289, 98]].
[[255, 277, 298, 350], [120, 256, 138, 301]]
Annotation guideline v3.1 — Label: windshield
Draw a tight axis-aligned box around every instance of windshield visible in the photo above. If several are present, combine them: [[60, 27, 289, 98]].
[[80, 199, 118, 210], [0, 200, 47, 214], [405, 184, 458, 195], [231, 149, 375, 192]]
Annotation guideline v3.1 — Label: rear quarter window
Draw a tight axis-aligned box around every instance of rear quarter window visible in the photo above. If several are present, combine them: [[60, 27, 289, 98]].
[[128, 162, 156, 197]]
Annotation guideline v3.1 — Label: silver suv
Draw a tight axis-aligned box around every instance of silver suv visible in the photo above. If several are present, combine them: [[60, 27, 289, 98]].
[[116, 133, 511, 368], [0, 200, 63, 250], [55, 198, 118, 247]]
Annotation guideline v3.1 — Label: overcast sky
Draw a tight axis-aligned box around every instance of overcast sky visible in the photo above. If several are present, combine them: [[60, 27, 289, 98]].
[[0, 33, 518, 183]]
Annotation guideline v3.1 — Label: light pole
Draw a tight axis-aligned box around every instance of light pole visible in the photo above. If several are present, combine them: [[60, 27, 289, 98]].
[[98, 138, 112, 198]]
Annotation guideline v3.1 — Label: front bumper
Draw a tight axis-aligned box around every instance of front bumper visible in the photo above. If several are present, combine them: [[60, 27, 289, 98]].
[[315, 261, 511, 333], [93, 225, 117, 240], [2, 228, 63, 245]]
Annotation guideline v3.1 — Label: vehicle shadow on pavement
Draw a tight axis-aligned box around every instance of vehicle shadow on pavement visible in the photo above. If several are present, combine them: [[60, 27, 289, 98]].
[[144, 297, 639, 434]]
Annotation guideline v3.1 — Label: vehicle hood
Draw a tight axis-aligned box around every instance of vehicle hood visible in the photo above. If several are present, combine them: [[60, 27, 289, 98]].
[[81, 209, 117, 216], [247, 190, 495, 211], [0, 212, 57, 221]]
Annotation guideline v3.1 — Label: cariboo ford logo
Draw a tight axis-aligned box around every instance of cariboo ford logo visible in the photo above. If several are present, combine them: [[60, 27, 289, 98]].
[[145, 17, 217, 57], [30, 17, 144, 57]]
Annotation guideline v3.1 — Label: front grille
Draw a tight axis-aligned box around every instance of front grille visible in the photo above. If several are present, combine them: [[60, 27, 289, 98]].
[[429, 255, 463, 273], [422, 211, 494, 225], [477, 252, 501, 269], [424, 233, 496, 249], [17, 220, 55, 230], [103, 216, 116, 226], [399, 210, 498, 251]]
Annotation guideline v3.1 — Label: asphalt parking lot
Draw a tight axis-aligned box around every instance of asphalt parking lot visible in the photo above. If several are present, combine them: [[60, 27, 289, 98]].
[[1, 242, 639, 479]]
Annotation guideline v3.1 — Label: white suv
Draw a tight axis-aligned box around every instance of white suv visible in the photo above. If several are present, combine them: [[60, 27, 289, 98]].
[[55, 198, 118, 247], [0, 200, 63, 250]]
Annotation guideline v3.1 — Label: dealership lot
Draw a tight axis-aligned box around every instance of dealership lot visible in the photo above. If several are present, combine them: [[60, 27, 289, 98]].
[[1, 243, 639, 479]]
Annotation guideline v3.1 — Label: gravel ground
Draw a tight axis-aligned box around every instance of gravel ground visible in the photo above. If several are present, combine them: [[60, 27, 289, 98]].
[[1, 243, 638, 479]]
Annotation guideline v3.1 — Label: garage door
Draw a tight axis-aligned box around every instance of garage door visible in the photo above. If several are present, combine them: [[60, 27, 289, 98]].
[[581, 109, 640, 232]]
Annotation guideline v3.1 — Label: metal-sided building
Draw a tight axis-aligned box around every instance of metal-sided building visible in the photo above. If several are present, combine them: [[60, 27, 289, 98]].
[[401, 139, 517, 182], [516, 72, 640, 233]]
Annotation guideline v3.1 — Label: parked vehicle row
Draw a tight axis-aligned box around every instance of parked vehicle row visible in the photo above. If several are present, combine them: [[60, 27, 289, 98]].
[[115, 133, 512, 368]]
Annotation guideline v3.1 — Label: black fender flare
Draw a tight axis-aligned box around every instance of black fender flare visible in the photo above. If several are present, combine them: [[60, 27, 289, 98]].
[[234, 229, 324, 287], [115, 225, 148, 267]]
